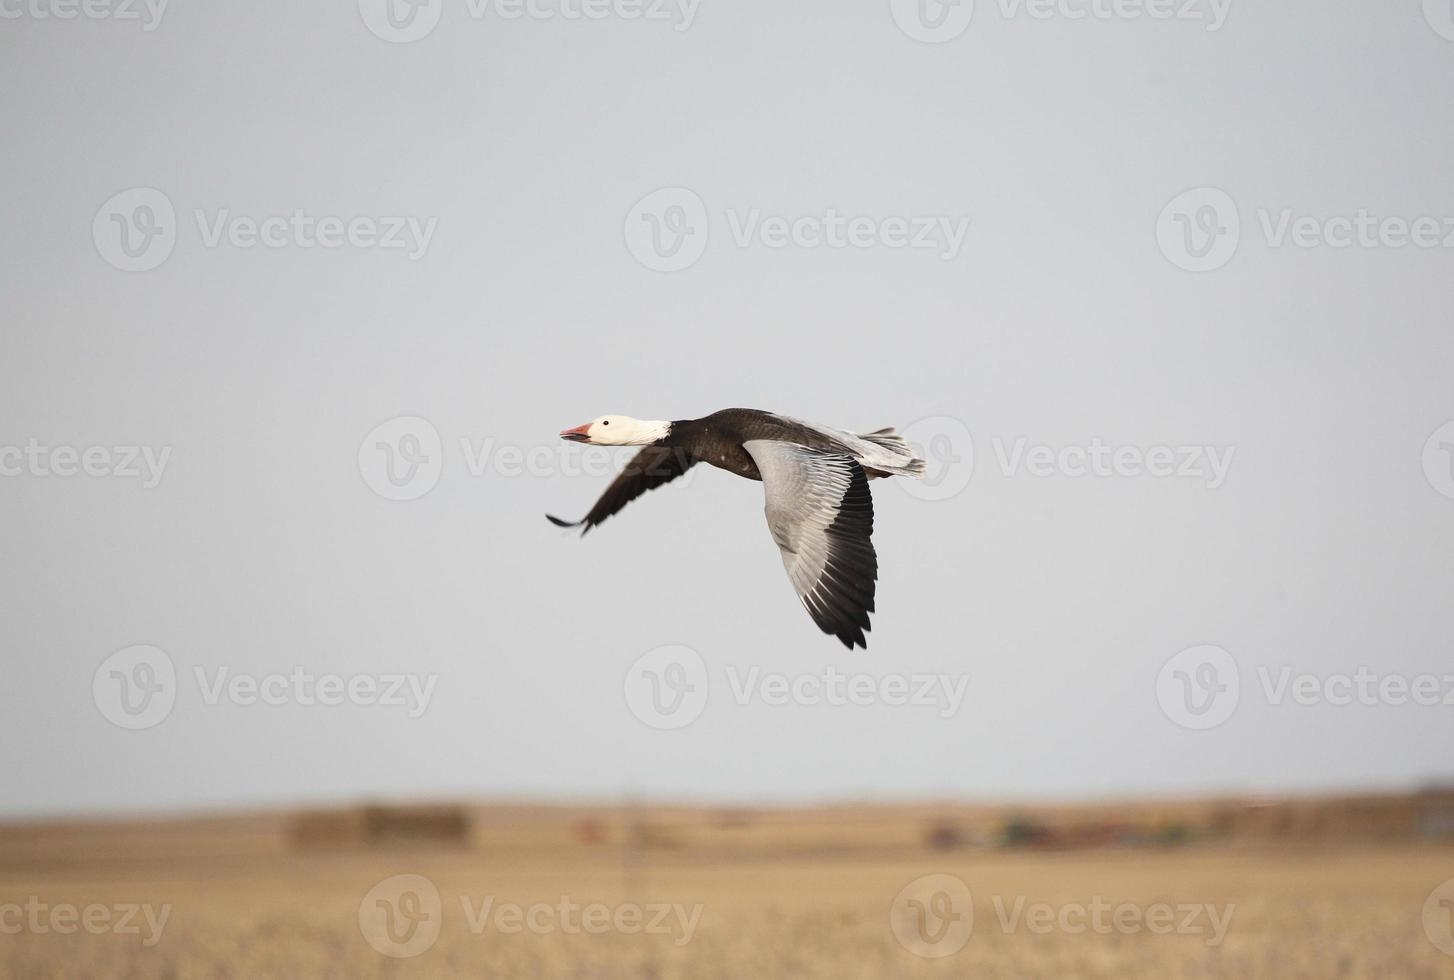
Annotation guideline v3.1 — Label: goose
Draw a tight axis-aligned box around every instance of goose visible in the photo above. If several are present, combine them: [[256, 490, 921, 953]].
[[546, 408, 926, 649]]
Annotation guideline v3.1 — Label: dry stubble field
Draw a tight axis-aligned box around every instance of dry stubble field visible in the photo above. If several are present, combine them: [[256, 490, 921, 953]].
[[3, 838, 1454, 978]]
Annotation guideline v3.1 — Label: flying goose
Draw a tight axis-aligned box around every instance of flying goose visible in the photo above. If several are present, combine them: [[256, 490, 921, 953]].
[[546, 408, 925, 649]]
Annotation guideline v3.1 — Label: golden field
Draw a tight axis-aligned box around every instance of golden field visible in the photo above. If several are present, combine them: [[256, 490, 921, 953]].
[[2, 802, 1454, 978]]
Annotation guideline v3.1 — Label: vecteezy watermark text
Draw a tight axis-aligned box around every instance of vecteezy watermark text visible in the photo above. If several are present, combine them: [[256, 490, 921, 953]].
[[194, 666, 438, 717], [93, 188, 437, 272], [357, 874, 703, 958], [988, 895, 1233, 945], [357, 415, 701, 502], [624, 187, 971, 272], [623, 645, 971, 729], [890, 0, 1231, 44], [194, 210, 436, 259], [992, 437, 1235, 489], [0, 440, 171, 488], [1158, 187, 1454, 272], [459, 895, 702, 946], [1157, 644, 1454, 730], [0, 0, 168, 29], [889, 873, 1233, 959], [357, 0, 701, 43], [891, 420, 1235, 502], [0, 898, 171, 947], [725, 666, 970, 718], [92, 645, 439, 730]]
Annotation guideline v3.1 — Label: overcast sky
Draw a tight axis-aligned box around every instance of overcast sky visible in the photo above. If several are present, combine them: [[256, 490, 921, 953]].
[[3, 0, 1453, 818]]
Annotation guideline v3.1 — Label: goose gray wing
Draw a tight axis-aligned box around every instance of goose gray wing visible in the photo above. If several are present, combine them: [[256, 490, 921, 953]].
[[742, 440, 877, 649]]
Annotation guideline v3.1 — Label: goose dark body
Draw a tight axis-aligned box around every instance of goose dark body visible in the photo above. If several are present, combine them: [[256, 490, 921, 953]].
[[547, 408, 925, 649]]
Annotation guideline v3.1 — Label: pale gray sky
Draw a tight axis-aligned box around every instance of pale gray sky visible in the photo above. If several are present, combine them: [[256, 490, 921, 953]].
[[3, 0, 1453, 817]]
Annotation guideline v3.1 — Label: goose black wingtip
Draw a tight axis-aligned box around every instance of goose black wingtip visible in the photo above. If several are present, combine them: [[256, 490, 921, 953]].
[[546, 513, 593, 538]]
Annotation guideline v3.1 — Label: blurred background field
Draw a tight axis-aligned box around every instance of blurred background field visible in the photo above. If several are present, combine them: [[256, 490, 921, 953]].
[[4, 791, 1454, 978]]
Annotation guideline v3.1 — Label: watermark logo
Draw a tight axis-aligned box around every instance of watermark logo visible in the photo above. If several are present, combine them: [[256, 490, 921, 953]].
[[0, 898, 171, 946], [92, 645, 177, 731], [1161, 646, 1454, 727], [359, 416, 444, 502], [899, 416, 974, 502], [721, 208, 970, 260], [624, 187, 710, 272], [194, 667, 437, 717], [0, 0, 169, 29], [358, 878, 703, 955], [990, 895, 1233, 944], [358, 418, 701, 501], [624, 644, 708, 729], [1156, 187, 1240, 272], [893, 423, 1235, 499], [891, 0, 1230, 41], [727, 666, 970, 718], [1425, 0, 1454, 42], [460, 895, 702, 945], [193, 210, 437, 258], [889, 0, 975, 43], [624, 187, 972, 271], [1425, 877, 1454, 957], [93, 647, 438, 726], [624, 648, 971, 729], [993, 437, 1235, 488], [1156, 644, 1239, 730], [890, 876, 1233, 955], [1422, 419, 1454, 500], [93, 188, 177, 272], [94, 189, 437, 271], [1000, 0, 1230, 29], [359, 874, 443, 958], [1161, 190, 1454, 272], [360, 0, 700, 42], [359, 0, 444, 42], [890, 874, 973, 958]]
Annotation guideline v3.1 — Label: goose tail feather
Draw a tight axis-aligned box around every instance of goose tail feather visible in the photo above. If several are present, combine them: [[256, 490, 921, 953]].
[[854, 427, 926, 478]]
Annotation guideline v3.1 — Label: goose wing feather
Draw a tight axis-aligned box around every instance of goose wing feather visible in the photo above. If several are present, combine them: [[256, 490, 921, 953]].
[[742, 440, 878, 649]]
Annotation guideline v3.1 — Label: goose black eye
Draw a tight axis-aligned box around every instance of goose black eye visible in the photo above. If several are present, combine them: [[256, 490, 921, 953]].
[[602, 420, 610, 425]]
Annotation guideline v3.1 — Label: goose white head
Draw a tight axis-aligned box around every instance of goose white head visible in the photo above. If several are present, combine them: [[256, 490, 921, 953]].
[[559, 415, 671, 446]]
